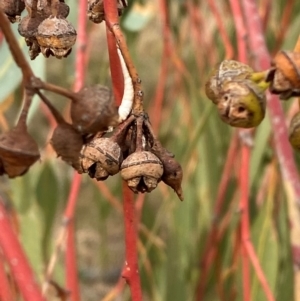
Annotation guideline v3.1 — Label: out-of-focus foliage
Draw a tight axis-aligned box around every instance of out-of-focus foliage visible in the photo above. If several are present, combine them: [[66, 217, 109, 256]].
[[1, 0, 300, 300]]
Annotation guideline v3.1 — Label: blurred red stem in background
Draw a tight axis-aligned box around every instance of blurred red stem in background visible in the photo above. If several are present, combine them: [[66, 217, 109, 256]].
[[241, 0, 300, 208], [64, 173, 82, 301], [232, 0, 275, 299], [239, 144, 251, 301], [207, 0, 234, 59], [65, 0, 88, 300], [104, 1, 143, 300], [150, 0, 170, 133], [273, 0, 295, 54], [0, 199, 45, 301], [0, 249, 14, 301], [196, 134, 238, 300]]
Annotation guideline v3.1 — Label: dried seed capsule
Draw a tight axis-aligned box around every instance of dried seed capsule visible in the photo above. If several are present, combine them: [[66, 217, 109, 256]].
[[0, 0, 25, 23], [216, 79, 266, 128], [267, 51, 300, 100], [79, 137, 123, 180], [205, 60, 254, 104], [38, 0, 70, 18], [121, 151, 163, 193], [18, 15, 44, 60], [36, 16, 76, 59], [0, 124, 40, 178], [51, 123, 83, 170], [289, 112, 300, 149], [71, 85, 118, 135]]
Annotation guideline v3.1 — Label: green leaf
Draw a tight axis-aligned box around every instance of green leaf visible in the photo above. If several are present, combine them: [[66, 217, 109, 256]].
[[36, 162, 60, 260]]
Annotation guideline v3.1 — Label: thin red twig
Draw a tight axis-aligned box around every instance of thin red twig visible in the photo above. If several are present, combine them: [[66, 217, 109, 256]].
[[65, 173, 82, 301], [149, 0, 170, 133], [0, 199, 45, 301], [65, 1, 88, 299], [272, 0, 295, 54], [195, 134, 238, 300], [207, 0, 234, 59], [239, 144, 251, 301]]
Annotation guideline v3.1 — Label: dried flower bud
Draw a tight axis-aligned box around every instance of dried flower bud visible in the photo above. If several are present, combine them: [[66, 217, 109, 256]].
[[71, 85, 118, 135], [51, 123, 83, 170], [205, 60, 254, 104], [289, 112, 300, 150], [36, 16, 76, 59], [216, 80, 266, 128], [121, 151, 163, 193], [0, 0, 25, 23], [79, 137, 123, 180], [151, 141, 183, 201], [267, 51, 300, 100]]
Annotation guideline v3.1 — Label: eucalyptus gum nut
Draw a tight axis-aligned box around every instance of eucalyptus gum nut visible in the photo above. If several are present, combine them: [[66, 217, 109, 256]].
[[71, 85, 118, 134], [0, 126, 40, 178], [289, 112, 300, 149], [79, 137, 122, 180], [205, 60, 254, 104], [51, 123, 83, 170], [121, 151, 163, 193], [216, 80, 266, 128], [36, 17, 76, 59]]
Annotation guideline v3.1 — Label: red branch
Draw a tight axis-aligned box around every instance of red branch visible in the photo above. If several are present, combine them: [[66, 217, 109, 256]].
[[65, 0, 88, 299], [0, 200, 45, 301], [103, 1, 143, 300], [121, 183, 143, 300], [106, 29, 124, 105]]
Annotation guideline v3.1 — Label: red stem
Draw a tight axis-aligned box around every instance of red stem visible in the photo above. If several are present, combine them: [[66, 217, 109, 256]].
[[106, 28, 124, 105], [65, 0, 88, 299], [103, 1, 143, 300], [0, 200, 45, 301], [121, 183, 143, 301], [0, 251, 14, 301]]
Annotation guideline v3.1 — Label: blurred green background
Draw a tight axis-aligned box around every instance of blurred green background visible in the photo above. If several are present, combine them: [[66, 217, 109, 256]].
[[1, 0, 300, 300]]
